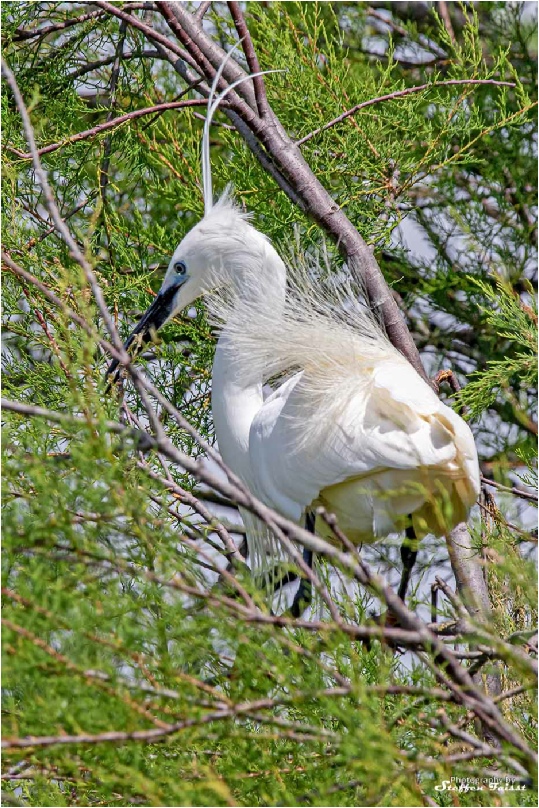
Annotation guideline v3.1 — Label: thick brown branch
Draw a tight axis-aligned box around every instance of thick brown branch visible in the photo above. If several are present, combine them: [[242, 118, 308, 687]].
[[157, 1, 259, 112], [94, 1, 197, 69]]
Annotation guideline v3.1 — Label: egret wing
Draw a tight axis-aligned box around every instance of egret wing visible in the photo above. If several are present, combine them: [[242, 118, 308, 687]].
[[249, 358, 479, 540]]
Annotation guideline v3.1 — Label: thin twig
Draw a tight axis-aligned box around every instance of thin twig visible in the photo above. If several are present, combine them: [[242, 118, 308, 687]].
[[228, 1, 269, 117], [67, 49, 163, 81], [480, 475, 538, 503], [94, 1, 199, 70], [10, 99, 209, 160], [296, 79, 516, 146], [99, 15, 129, 201], [1, 60, 124, 354], [438, 1, 457, 46], [1, 619, 170, 729], [11, 10, 106, 41], [1, 701, 333, 751], [495, 684, 537, 704], [366, 6, 447, 58], [138, 461, 245, 565], [195, 1, 213, 21], [432, 367, 462, 394], [432, 576, 469, 621], [2, 252, 122, 362], [22, 195, 97, 251]]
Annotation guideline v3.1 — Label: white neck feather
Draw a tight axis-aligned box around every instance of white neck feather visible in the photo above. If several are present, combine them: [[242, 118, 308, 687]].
[[210, 241, 287, 484]]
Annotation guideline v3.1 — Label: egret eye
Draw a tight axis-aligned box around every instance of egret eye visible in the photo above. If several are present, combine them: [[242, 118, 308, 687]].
[[174, 261, 187, 276]]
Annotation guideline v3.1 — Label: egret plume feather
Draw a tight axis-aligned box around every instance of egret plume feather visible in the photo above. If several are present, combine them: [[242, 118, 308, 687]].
[[202, 41, 283, 214]]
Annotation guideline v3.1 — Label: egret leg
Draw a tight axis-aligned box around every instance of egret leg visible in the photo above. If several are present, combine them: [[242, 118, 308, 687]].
[[397, 525, 418, 604], [290, 512, 315, 617], [368, 526, 418, 639]]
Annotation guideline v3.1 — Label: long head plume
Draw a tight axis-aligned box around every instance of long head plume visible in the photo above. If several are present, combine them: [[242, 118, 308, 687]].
[[105, 48, 284, 387], [201, 54, 393, 400], [202, 41, 282, 214], [200, 49, 392, 404]]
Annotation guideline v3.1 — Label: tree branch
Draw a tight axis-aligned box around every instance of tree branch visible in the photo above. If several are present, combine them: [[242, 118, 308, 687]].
[[94, 1, 198, 70], [295, 79, 516, 146], [228, 1, 270, 117], [1, 60, 124, 356], [10, 99, 209, 159], [438, 1, 457, 46], [67, 49, 164, 81], [194, 1, 212, 21], [3, 395, 535, 764], [11, 9, 106, 41]]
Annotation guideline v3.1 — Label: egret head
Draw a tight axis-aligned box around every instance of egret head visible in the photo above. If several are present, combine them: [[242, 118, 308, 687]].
[[104, 194, 279, 384], [105, 42, 283, 384]]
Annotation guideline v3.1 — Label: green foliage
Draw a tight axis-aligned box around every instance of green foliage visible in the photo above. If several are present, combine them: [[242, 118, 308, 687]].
[[2, 2, 537, 806], [457, 277, 537, 421]]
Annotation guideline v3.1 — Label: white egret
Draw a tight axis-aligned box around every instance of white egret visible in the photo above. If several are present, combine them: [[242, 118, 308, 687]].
[[107, 49, 481, 610]]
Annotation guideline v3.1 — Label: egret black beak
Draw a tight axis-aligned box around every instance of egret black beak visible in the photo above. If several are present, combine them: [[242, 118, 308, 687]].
[[105, 282, 182, 389]]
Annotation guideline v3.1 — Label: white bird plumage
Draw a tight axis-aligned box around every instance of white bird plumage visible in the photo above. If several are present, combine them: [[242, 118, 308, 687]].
[[112, 46, 481, 585], [208, 243, 480, 548]]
